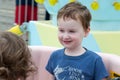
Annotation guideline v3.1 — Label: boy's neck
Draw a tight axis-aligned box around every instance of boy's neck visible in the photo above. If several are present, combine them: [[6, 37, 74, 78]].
[[65, 47, 86, 56]]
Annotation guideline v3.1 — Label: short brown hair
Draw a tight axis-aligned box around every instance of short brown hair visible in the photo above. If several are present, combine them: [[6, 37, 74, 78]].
[[0, 32, 36, 80], [57, 2, 91, 31]]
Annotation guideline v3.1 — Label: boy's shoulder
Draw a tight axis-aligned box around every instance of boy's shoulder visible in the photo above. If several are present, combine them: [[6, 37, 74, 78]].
[[86, 49, 102, 59], [49, 48, 64, 59]]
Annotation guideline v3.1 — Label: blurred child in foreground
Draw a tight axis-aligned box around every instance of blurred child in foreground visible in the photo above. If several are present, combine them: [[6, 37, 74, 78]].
[[0, 32, 36, 80]]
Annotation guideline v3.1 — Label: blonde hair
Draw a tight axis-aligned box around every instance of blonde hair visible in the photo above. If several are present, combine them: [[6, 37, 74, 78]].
[[0, 32, 36, 80]]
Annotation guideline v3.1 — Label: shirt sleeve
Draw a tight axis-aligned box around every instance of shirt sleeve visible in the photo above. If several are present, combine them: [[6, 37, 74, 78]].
[[94, 57, 109, 80], [46, 53, 54, 75]]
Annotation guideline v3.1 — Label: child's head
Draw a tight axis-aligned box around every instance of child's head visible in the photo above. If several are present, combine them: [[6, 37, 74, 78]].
[[0, 32, 35, 80], [57, 2, 91, 32], [57, 2, 91, 49]]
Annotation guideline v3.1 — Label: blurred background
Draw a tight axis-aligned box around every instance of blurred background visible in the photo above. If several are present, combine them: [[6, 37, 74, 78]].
[[0, 0, 46, 31], [0, 0, 120, 55]]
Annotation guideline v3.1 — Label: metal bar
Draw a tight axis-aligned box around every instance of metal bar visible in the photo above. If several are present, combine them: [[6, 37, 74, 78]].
[[18, 0, 21, 24], [31, 0, 34, 20], [24, 0, 28, 22]]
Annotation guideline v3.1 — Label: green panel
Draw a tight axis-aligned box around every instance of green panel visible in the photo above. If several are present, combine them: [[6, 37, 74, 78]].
[[92, 31, 120, 55], [34, 21, 63, 48]]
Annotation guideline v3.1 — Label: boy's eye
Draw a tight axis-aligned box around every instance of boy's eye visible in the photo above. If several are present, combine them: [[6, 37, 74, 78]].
[[59, 29, 64, 32], [69, 30, 75, 33]]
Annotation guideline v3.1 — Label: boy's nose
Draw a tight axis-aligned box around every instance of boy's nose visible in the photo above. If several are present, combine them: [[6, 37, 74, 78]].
[[63, 33, 70, 39]]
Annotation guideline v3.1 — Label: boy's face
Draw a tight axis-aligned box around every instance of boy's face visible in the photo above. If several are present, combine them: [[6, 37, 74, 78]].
[[57, 18, 90, 49]]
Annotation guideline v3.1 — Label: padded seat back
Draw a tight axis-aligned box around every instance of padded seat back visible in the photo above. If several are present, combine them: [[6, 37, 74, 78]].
[[27, 46, 120, 79]]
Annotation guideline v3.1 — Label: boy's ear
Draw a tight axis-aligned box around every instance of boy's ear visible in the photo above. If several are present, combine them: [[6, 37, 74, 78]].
[[84, 27, 90, 37]]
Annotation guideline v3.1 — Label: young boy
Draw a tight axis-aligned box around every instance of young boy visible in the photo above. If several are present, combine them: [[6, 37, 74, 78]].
[[0, 32, 36, 80], [46, 2, 109, 80]]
